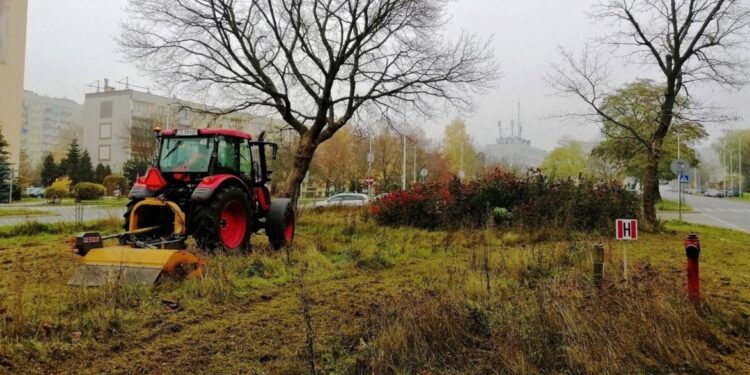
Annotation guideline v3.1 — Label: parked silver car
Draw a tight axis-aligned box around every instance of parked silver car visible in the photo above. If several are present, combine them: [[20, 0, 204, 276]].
[[25, 186, 46, 198], [315, 193, 369, 207], [703, 189, 724, 197]]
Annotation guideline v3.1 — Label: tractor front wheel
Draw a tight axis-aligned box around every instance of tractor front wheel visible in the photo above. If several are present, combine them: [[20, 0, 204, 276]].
[[192, 185, 252, 253], [267, 198, 295, 250]]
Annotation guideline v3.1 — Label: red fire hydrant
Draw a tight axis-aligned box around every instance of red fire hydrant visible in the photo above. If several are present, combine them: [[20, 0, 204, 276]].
[[684, 233, 701, 303]]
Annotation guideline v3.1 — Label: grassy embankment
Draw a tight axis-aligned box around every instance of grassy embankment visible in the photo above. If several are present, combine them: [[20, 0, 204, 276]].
[[655, 198, 693, 212], [19, 197, 129, 207], [0, 208, 54, 218], [1, 209, 749, 374]]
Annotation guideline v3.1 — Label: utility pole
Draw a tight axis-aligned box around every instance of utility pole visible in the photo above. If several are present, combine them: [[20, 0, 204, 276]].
[[459, 140, 465, 182], [412, 141, 417, 183], [724, 141, 727, 196], [731, 150, 735, 194], [694, 167, 699, 192], [8, 168, 13, 204], [367, 135, 374, 196], [401, 134, 406, 190], [739, 135, 744, 197]]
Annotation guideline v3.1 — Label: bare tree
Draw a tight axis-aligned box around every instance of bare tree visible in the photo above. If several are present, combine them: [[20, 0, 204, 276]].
[[549, 0, 750, 226], [119, 0, 498, 205]]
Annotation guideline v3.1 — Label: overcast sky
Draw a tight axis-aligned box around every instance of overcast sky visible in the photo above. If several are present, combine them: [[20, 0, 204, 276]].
[[24, 0, 750, 151]]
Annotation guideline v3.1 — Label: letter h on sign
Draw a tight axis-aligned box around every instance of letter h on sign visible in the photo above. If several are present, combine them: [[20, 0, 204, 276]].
[[616, 219, 638, 240]]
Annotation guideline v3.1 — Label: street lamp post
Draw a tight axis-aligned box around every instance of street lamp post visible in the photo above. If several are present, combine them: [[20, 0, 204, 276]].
[[8, 168, 13, 204], [730, 150, 734, 196], [724, 141, 727, 196], [367, 135, 374, 196], [413, 142, 417, 183], [459, 140, 465, 182], [401, 134, 406, 190], [739, 135, 744, 198]]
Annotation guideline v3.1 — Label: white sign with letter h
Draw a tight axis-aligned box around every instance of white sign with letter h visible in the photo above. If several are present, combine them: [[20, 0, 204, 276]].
[[616, 219, 638, 240]]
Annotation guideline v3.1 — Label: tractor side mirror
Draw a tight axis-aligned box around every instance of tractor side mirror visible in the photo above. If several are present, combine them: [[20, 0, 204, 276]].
[[271, 144, 278, 160]]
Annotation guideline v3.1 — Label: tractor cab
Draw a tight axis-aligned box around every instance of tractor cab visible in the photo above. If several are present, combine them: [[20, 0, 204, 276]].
[[156, 128, 277, 187]]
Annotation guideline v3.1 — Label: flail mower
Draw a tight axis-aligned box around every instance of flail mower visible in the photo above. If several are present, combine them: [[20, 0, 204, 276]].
[[68, 128, 295, 286]]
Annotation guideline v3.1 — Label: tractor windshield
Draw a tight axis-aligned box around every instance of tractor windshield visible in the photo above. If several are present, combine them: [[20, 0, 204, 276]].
[[159, 137, 213, 173]]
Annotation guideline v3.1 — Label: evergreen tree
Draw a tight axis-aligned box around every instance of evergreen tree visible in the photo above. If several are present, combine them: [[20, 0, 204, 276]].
[[122, 159, 150, 184], [78, 150, 95, 182], [94, 163, 111, 183], [41, 152, 59, 186], [0, 129, 21, 201], [62, 139, 82, 184]]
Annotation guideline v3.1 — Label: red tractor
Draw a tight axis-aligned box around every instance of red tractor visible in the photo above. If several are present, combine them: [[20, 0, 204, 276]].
[[68, 128, 295, 286]]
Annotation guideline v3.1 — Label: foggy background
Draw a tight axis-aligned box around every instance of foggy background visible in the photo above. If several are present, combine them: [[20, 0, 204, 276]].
[[24, 0, 750, 151]]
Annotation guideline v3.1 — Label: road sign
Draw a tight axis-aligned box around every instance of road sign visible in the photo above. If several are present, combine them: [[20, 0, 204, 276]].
[[366, 176, 375, 185], [616, 219, 638, 240], [679, 174, 689, 183], [671, 159, 688, 174], [419, 168, 428, 178]]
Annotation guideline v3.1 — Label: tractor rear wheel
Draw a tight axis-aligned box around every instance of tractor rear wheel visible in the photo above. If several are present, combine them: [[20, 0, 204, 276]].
[[192, 185, 252, 253], [267, 198, 295, 250]]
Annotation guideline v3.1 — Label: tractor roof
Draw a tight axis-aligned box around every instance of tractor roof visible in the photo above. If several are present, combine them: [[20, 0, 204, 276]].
[[160, 128, 254, 140]]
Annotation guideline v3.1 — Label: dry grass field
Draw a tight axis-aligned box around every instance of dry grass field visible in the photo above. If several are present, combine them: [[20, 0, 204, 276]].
[[1, 210, 749, 374]]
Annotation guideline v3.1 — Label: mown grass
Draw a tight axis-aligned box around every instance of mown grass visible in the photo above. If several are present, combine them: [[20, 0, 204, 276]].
[[0, 209, 749, 374], [655, 198, 693, 212], [0, 208, 54, 217], [19, 197, 129, 207]]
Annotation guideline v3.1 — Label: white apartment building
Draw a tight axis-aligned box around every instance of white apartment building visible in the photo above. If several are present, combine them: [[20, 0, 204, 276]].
[[82, 79, 286, 172], [21, 90, 83, 166]]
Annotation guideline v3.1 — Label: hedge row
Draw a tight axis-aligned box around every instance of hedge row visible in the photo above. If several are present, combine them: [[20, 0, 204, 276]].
[[371, 169, 639, 232]]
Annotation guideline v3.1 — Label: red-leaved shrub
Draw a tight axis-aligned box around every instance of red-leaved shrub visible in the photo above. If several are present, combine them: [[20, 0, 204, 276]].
[[372, 170, 639, 233]]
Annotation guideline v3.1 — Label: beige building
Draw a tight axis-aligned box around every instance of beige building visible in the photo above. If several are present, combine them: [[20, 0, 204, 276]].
[[82, 79, 286, 172], [0, 0, 28, 166], [21, 90, 83, 166]]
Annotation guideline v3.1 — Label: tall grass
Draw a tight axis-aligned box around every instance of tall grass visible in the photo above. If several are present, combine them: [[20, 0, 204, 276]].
[[0, 208, 748, 373], [358, 241, 742, 374]]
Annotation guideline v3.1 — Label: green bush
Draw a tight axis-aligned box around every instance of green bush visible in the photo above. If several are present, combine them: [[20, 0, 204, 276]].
[[102, 174, 129, 196], [45, 176, 72, 199], [73, 182, 106, 202]]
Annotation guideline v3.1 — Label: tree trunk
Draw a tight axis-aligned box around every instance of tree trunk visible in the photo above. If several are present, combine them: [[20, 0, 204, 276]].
[[282, 134, 318, 208], [642, 152, 659, 227], [653, 175, 661, 201]]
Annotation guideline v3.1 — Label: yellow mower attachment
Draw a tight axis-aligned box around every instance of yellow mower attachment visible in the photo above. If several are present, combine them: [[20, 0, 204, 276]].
[[67, 198, 205, 286]]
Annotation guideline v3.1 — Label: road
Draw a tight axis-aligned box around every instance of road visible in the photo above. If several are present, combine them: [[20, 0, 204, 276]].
[[659, 188, 750, 232], [0, 204, 126, 227]]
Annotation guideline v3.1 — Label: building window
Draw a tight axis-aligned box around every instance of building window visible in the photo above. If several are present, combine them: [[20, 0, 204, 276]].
[[100, 101, 113, 118], [98, 145, 111, 161], [99, 123, 111, 139], [133, 101, 151, 116]]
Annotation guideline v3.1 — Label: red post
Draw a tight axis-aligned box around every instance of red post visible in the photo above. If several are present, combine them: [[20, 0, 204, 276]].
[[684, 233, 701, 303]]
